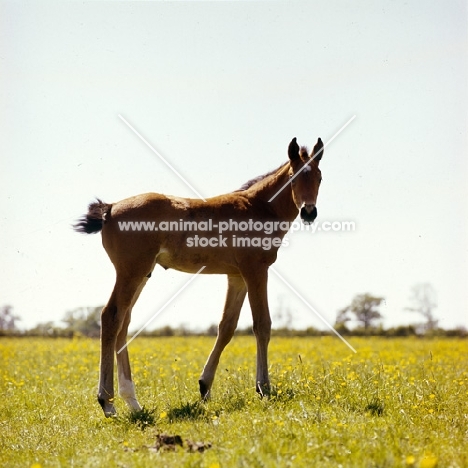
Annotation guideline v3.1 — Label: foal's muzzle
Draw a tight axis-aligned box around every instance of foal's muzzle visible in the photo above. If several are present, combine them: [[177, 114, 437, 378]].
[[300, 204, 317, 224]]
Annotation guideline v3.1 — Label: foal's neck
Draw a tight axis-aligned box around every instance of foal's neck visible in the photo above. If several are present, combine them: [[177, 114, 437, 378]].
[[248, 163, 299, 222]]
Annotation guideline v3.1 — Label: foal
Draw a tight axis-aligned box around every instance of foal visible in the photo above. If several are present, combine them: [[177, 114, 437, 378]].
[[74, 137, 323, 417]]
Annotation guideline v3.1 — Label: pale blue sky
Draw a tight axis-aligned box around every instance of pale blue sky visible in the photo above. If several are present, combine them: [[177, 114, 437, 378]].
[[1, 1, 467, 333]]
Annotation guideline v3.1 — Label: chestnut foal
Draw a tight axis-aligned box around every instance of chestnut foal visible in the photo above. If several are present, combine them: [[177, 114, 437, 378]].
[[74, 137, 323, 416]]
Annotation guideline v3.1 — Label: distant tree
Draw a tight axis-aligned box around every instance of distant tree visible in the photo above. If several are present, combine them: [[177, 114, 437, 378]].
[[205, 324, 218, 336], [28, 321, 64, 337], [62, 306, 102, 337], [335, 307, 351, 326], [405, 283, 438, 333], [335, 307, 351, 335], [0, 305, 21, 331], [385, 325, 417, 337], [159, 325, 176, 336], [338, 294, 385, 331]]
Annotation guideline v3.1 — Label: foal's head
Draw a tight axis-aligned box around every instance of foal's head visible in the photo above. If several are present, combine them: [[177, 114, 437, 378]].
[[288, 137, 324, 223]]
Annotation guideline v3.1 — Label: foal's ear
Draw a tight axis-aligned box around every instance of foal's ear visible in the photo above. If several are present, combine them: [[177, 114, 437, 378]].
[[288, 137, 300, 161], [311, 138, 324, 162]]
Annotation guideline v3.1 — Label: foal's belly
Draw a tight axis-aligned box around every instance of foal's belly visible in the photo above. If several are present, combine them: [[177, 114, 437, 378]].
[[156, 247, 240, 275]]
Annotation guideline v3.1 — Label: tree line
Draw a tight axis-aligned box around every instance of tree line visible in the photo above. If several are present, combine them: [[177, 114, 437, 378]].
[[1, 283, 466, 338]]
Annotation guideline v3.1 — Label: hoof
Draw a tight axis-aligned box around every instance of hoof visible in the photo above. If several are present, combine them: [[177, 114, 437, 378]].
[[98, 396, 117, 417], [198, 380, 210, 400], [256, 382, 271, 398]]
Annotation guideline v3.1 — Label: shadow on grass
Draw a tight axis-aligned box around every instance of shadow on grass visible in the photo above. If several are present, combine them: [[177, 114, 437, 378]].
[[365, 398, 385, 416], [123, 388, 306, 427], [166, 393, 253, 421], [167, 401, 207, 421], [124, 407, 157, 430]]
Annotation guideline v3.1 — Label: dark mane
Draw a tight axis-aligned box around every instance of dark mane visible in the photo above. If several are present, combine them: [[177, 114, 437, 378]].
[[235, 162, 288, 191]]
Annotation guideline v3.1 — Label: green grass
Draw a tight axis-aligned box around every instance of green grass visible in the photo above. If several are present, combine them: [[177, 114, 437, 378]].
[[1, 336, 467, 467]]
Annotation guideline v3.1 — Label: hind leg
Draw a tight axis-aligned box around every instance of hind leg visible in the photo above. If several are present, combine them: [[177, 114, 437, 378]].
[[98, 274, 148, 417], [115, 277, 149, 411], [199, 275, 247, 399]]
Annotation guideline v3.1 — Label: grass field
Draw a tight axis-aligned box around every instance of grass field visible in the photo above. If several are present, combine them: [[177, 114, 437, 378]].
[[1, 336, 467, 467]]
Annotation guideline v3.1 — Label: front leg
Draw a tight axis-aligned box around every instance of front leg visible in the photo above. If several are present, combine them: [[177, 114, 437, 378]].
[[199, 275, 247, 399], [242, 266, 272, 396]]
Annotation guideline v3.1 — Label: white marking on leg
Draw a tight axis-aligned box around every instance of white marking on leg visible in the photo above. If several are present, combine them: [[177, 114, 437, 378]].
[[118, 367, 141, 411]]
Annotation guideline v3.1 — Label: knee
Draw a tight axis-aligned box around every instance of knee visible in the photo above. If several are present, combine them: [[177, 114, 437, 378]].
[[252, 317, 272, 336], [218, 319, 237, 337]]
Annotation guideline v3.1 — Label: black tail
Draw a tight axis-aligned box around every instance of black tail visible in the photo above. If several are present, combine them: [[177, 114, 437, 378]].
[[73, 199, 112, 234]]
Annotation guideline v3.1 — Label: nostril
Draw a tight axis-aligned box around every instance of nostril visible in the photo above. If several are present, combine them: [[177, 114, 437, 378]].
[[300, 205, 317, 224], [304, 204, 315, 214]]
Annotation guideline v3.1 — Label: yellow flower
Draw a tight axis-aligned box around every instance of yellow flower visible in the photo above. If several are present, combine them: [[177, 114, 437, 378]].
[[420, 454, 438, 468], [405, 455, 416, 465]]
